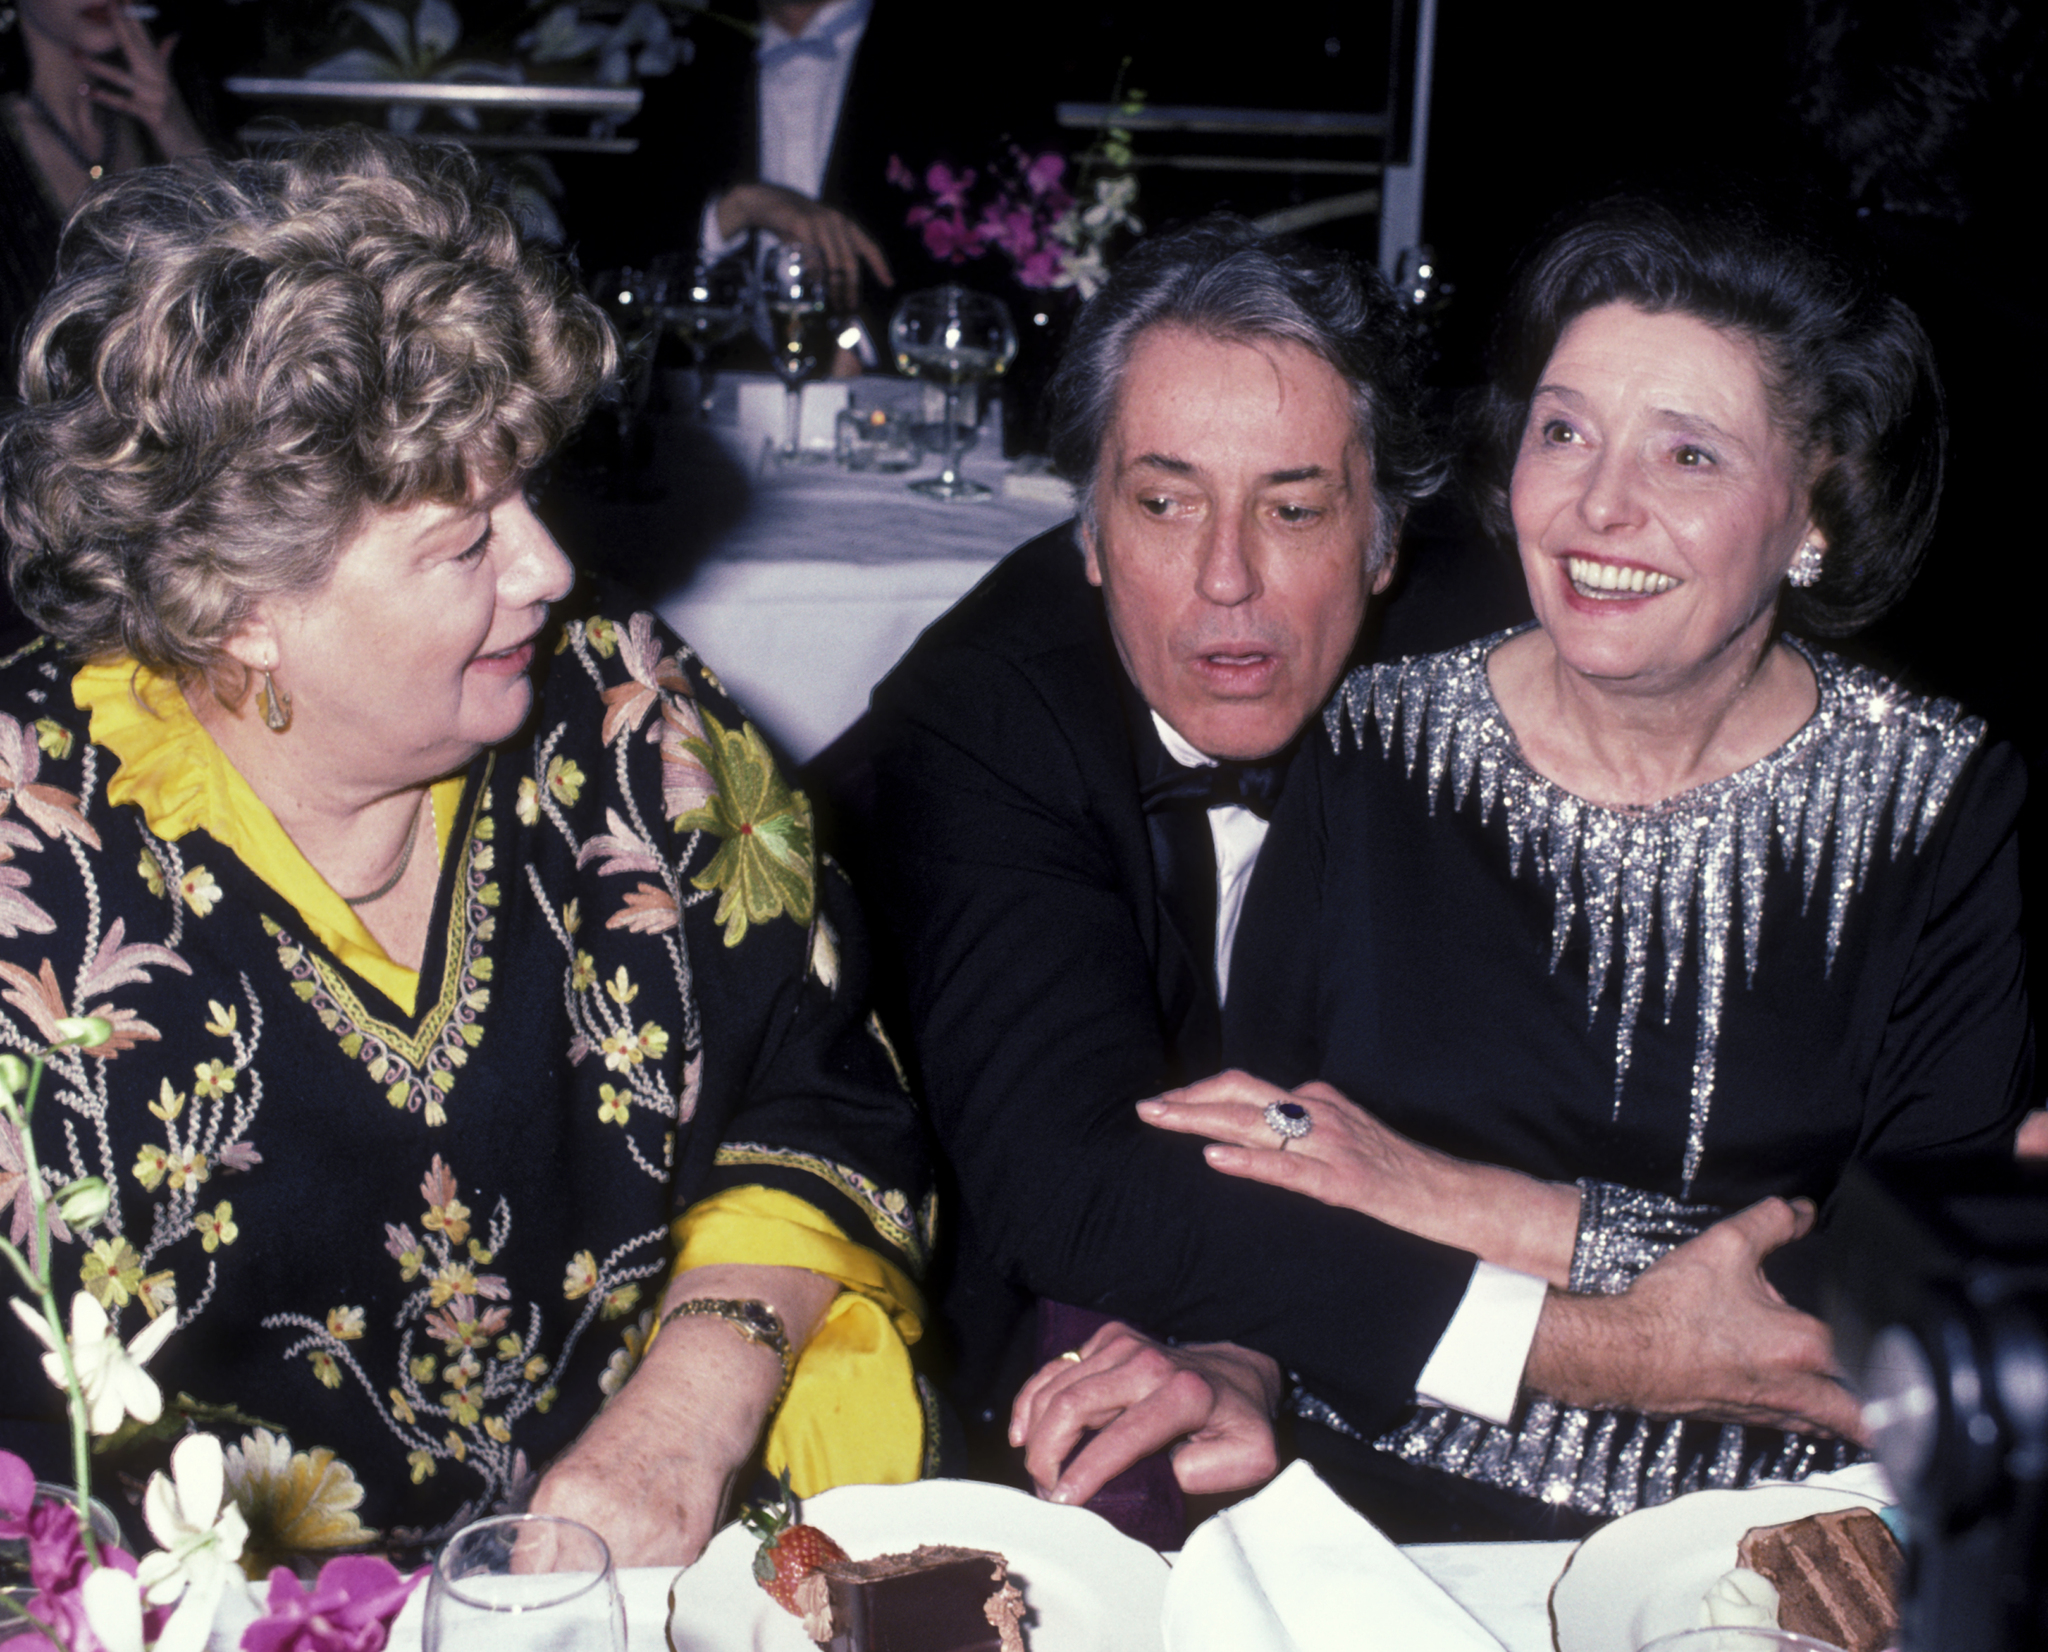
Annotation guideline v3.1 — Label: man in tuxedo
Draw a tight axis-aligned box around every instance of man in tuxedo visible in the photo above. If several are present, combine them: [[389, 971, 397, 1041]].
[[865, 218, 1490, 1513], [867, 219, 1861, 1539], [561, 2, 1039, 344]]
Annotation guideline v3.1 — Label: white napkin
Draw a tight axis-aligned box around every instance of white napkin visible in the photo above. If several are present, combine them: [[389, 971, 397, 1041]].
[[1162, 1462, 1505, 1652]]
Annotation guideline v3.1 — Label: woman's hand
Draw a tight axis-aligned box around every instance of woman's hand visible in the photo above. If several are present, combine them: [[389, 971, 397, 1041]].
[[80, 7, 207, 160], [529, 1264, 836, 1567], [1138, 1071, 1582, 1287], [1008, 1320, 1282, 1509]]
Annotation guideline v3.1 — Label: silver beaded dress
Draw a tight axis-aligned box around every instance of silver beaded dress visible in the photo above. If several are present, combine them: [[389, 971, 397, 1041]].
[[1228, 628, 2031, 1523]]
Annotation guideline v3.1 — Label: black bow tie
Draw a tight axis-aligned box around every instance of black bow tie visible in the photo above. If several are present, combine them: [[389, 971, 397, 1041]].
[[1139, 752, 1292, 821]]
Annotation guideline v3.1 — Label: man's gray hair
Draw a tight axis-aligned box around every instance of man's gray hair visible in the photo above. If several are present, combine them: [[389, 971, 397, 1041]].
[[1045, 215, 1446, 560]]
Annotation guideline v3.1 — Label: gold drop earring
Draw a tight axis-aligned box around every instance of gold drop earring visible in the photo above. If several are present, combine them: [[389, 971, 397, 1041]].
[[259, 669, 292, 733]]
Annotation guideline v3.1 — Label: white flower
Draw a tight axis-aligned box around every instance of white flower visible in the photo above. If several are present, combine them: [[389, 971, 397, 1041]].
[[11, 1292, 176, 1434], [80, 1568, 147, 1652], [138, 1433, 249, 1600], [136, 1434, 251, 1652]]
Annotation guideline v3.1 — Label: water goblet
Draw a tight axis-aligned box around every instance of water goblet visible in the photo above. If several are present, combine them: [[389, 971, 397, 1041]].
[[421, 1514, 625, 1652], [889, 285, 1018, 500], [592, 265, 664, 479], [3, 1482, 124, 1637], [661, 253, 750, 422], [760, 242, 834, 462]]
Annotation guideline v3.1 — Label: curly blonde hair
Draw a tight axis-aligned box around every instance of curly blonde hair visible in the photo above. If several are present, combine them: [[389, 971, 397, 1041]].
[[0, 128, 617, 676]]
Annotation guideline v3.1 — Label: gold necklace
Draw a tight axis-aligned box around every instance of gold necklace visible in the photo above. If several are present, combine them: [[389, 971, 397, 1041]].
[[343, 794, 427, 908]]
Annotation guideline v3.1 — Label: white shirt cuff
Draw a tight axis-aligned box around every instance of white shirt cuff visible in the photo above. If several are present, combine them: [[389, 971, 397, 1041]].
[[699, 195, 747, 262], [1413, 1261, 1548, 1425]]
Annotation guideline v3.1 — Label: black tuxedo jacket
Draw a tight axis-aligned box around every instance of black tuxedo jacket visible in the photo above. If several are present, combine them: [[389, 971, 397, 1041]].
[[867, 524, 1477, 1436]]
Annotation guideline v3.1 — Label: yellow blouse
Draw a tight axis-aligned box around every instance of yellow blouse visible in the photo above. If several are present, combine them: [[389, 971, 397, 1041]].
[[72, 656, 925, 1494]]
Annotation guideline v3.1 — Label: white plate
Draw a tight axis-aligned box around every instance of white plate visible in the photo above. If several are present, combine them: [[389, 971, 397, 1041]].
[[1549, 1484, 1885, 1652], [666, 1480, 1170, 1652]]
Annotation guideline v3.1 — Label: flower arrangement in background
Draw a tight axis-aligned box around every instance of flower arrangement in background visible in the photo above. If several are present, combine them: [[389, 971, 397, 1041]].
[[1, 1029, 419, 1652], [887, 146, 1142, 301], [885, 76, 1148, 301]]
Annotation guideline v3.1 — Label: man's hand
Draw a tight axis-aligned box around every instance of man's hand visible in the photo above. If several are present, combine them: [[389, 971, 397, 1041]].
[[1140, 1072, 1582, 1286], [1008, 1321, 1282, 1509], [2016, 1109, 2048, 1160], [715, 183, 892, 308], [1526, 1197, 1868, 1442], [529, 1264, 836, 1567]]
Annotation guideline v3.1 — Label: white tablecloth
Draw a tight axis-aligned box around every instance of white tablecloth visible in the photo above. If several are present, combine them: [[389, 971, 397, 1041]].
[[386, 1540, 1573, 1652], [651, 375, 1074, 762], [1408, 1541, 1573, 1651]]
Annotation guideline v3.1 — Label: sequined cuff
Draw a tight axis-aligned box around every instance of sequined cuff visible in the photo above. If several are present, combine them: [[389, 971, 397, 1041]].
[[1568, 1180, 1722, 1296]]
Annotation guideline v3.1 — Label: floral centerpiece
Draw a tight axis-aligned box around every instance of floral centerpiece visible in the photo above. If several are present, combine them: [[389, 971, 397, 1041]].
[[883, 70, 1148, 300], [885, 143, 1141, 302], [2, 1029, 421, 1652]]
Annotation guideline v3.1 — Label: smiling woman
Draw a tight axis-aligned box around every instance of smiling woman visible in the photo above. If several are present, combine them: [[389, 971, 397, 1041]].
[[1132, 190, 2030, 1541], [0, 130, 932, 1570]]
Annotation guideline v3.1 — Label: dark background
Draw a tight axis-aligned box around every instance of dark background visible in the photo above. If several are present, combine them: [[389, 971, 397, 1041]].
[[166, 0, 2039, 748]]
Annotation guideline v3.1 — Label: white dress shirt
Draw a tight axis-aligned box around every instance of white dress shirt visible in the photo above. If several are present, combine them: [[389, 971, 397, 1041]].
[[699, 0, 872, 258], [1154, 711, 1547, 1425]]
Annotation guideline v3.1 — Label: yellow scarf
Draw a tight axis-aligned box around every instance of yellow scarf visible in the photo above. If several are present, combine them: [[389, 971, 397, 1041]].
[[72, 657, 461, 1015]]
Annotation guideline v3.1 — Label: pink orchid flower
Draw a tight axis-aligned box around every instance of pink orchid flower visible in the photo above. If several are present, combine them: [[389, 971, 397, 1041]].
[[0, 1454, 161, 1652], [924, 163, 976, 211], [1023, 151, 1067, 197], [1016, 246, 1067, 289], [241, 1555, 423, 1652], [885, 153, 916, 191], [919, 209, 981, 264], [976, 200, 1040, 260]]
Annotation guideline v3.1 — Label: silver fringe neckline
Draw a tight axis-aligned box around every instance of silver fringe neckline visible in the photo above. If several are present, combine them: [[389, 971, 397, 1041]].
[[1327, 631, 1984, 1193]]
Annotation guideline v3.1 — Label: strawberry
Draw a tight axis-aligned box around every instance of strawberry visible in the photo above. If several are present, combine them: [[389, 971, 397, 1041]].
[[742, 1470, 848, 1616]]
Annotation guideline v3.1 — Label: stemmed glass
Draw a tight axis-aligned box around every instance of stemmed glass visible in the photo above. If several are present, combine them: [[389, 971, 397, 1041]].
[[593, 265, 663, 479], [422, 1514, 625, 1652], [760, 242, 833, 462], [661, 253, 750, 422], [889, 285, 1018, 500]]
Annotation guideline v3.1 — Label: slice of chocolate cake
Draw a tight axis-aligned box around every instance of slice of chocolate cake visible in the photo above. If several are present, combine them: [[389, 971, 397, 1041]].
[[1736, 1506, 1902, 1652], [792, 1544, 1026, 1652]]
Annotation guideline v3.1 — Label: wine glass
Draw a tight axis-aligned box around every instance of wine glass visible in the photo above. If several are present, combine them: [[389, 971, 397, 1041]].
[[422, 1514, 625, 1652], [661, 252, 750, 422], [889, 285, 1018, 500], [760, 242, 833, 462], [593, 266, 663, 478]]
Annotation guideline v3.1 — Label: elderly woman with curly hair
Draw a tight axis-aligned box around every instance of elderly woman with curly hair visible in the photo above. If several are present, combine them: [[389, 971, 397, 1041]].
[[0, 130, 930, 1566]]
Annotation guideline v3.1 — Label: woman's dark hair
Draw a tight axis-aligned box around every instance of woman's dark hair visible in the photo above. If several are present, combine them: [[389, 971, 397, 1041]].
[[1045, 214, 1445, 567], [1473, 190, 1944, 635]]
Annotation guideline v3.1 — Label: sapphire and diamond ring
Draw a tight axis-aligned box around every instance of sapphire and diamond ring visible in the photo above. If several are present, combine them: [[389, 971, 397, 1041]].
[[1263, 1100, 1313, 1143]]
